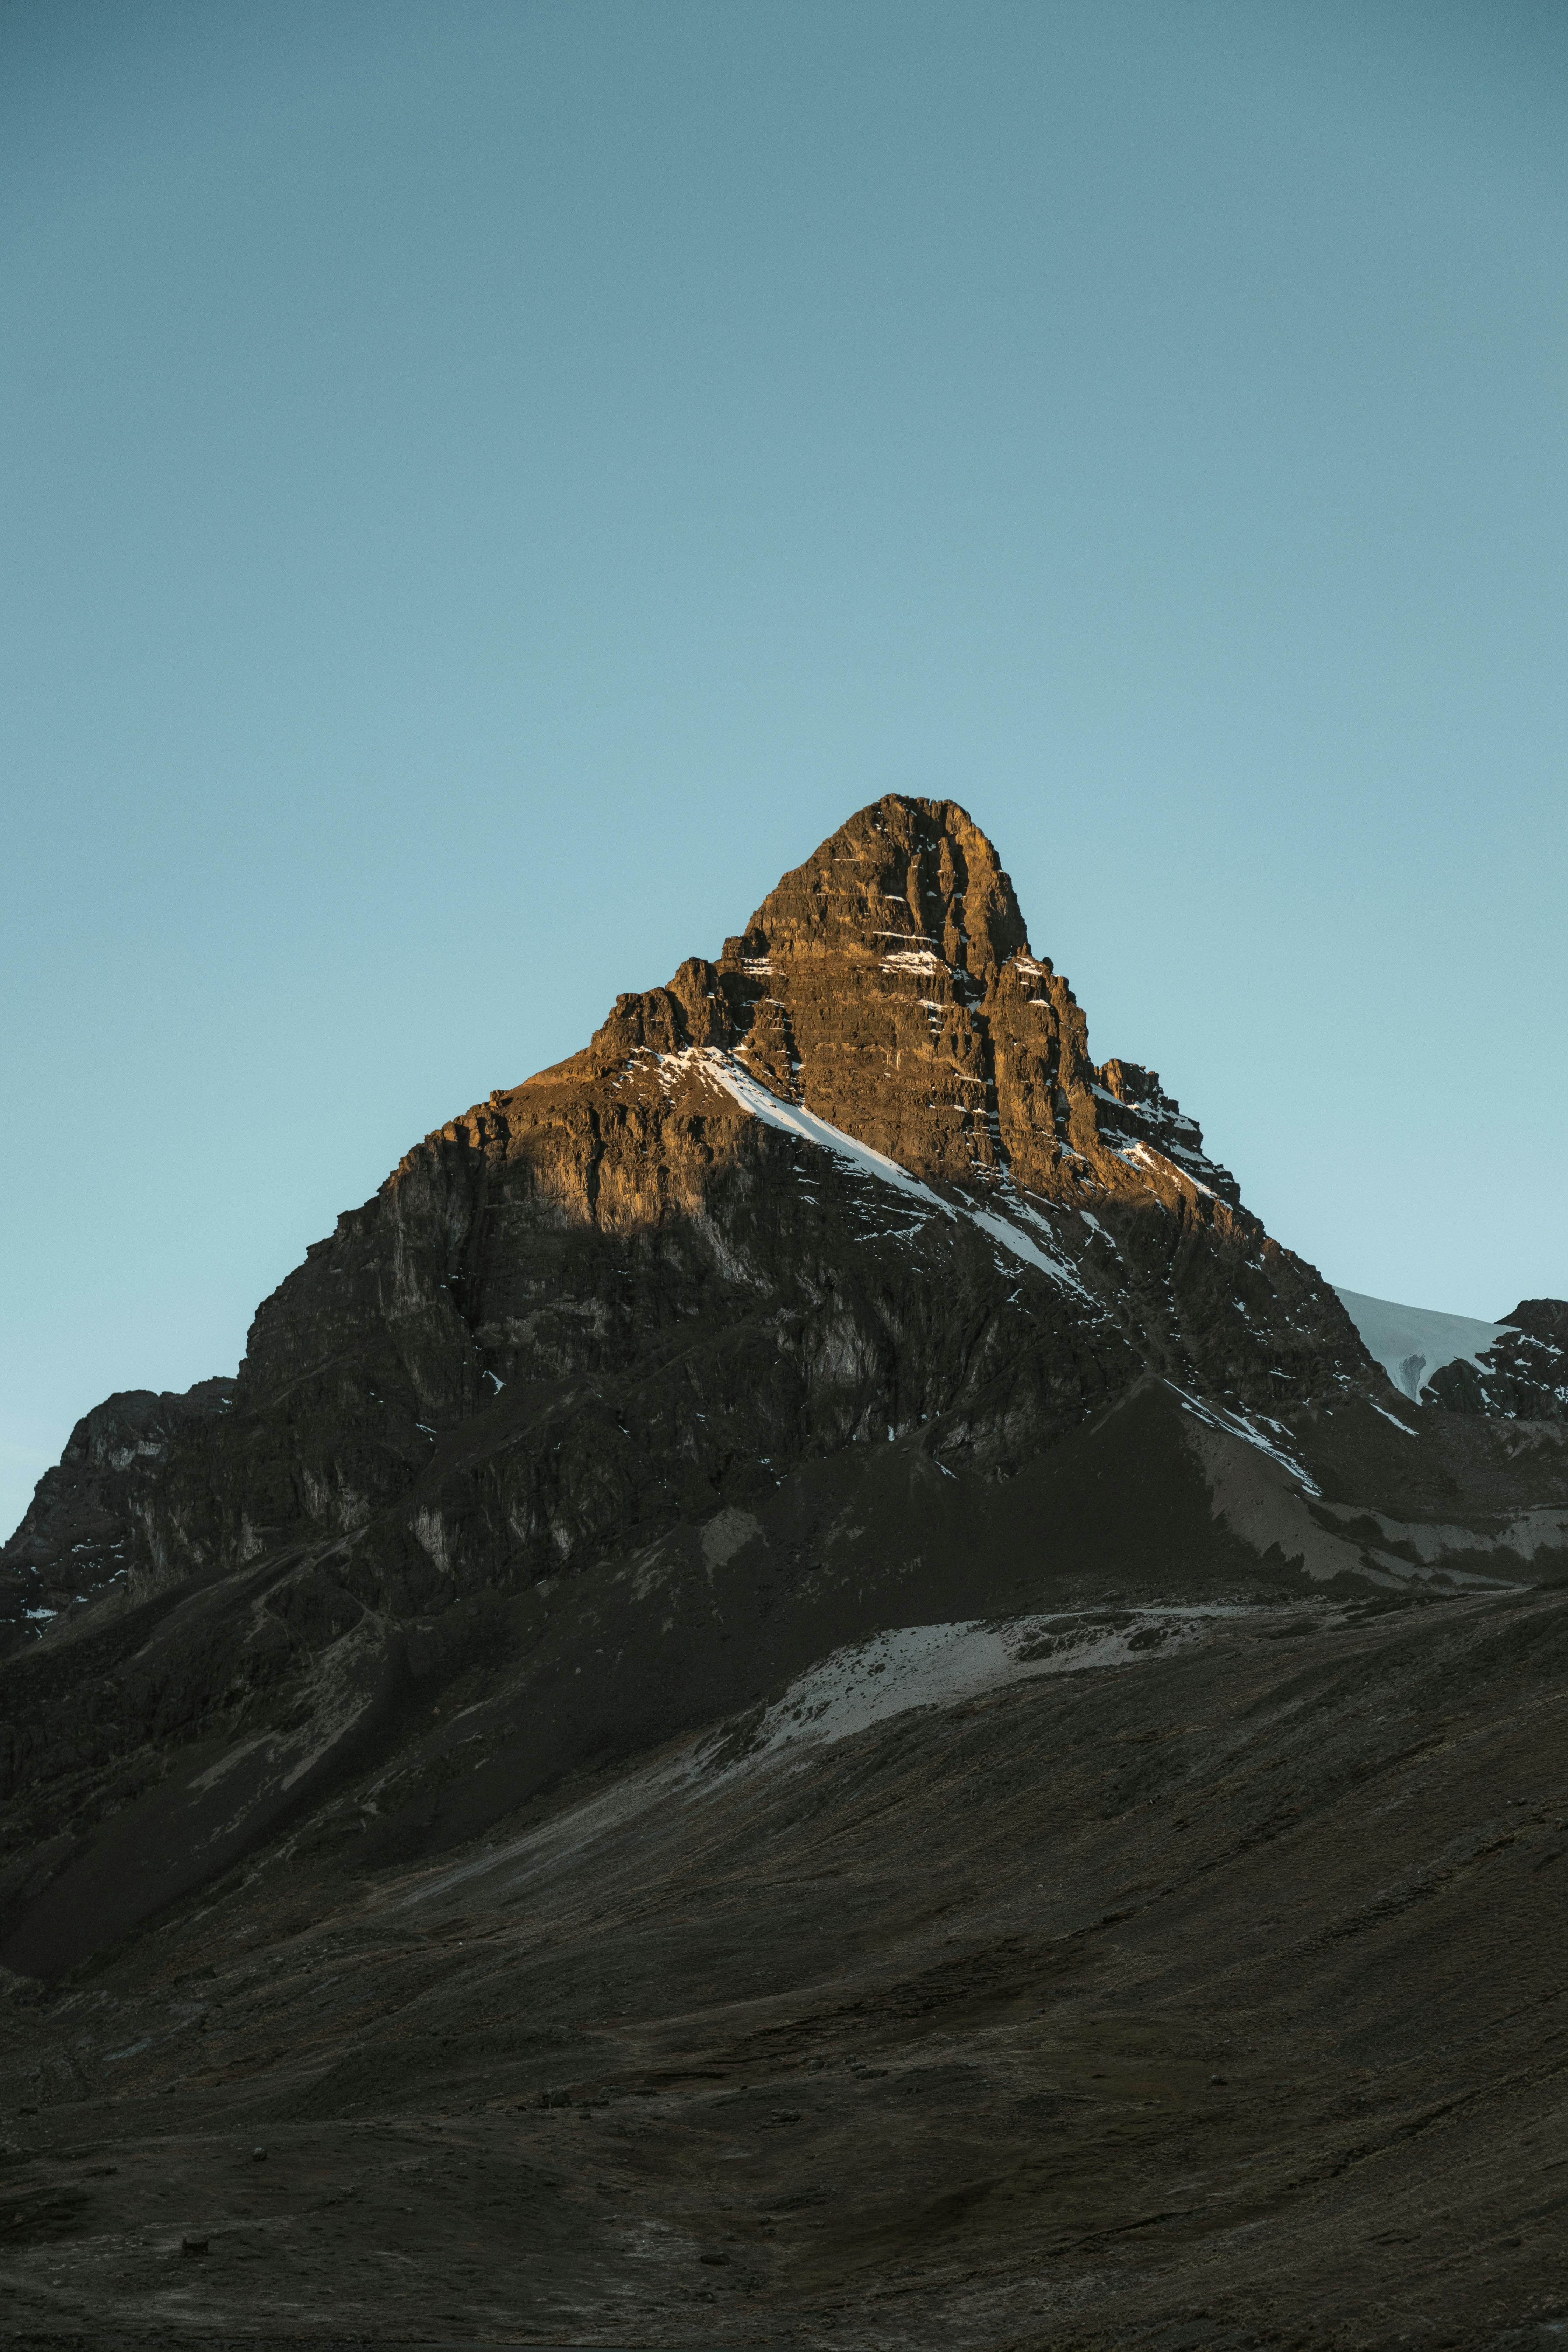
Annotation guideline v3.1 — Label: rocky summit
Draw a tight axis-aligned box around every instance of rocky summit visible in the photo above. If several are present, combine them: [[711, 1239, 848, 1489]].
[[0, 1381, 234, 1652], [3, 794, 1568, 2351]]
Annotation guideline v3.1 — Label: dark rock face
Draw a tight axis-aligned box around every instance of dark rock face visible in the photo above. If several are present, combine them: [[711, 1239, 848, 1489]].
[[6, 799, 1568, 2348], [0, 1380, 234, 1654], [1427, 1297, 1568, 1420]]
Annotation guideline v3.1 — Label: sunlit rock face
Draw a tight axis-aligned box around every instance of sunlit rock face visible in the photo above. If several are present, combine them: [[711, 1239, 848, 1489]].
[[597, 793, 1245, 1204], [1425, 1298, 1568, 1421]]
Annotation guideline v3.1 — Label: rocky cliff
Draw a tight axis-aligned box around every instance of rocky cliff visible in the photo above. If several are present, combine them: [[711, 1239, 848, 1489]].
[[1426, 1297, 1568, 1420], [0, 1380, 234, 1654]]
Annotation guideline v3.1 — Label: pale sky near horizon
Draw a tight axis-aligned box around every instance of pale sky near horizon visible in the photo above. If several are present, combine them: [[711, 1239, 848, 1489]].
[[3, 0, 1566, 1535]]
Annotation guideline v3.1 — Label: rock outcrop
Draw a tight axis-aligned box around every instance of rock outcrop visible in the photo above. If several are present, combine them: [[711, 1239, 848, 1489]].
[[1426, 1298, 1568, 1420], [3, 796, 1567, 1989], [0, 1379, 234, 1653]]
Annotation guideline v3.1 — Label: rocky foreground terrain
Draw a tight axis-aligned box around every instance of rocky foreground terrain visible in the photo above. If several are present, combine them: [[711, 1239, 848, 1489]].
[[2, 796, 1567, 2350]]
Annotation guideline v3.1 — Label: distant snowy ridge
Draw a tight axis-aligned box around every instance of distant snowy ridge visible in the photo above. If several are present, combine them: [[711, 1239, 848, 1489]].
[[1336, 1287, 1505, 1404]]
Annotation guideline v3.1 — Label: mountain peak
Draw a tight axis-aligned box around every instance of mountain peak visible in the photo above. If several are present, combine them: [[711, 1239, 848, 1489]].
[[734, 794, 1029, 989], [591, 794, 1237, 1212]]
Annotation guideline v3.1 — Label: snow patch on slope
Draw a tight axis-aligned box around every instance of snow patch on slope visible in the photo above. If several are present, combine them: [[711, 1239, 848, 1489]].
[[881, 947, 947, 976], [743, 1607, 1259, 1756], [1336, 1287, 1505, 1404], [1118, 1138, 1215, 1200], [660, 1046, 1087, 1295]]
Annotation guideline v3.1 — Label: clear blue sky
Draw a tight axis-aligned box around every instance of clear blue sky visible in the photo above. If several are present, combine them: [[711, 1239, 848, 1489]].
[[4, 0, 1565, 1534]]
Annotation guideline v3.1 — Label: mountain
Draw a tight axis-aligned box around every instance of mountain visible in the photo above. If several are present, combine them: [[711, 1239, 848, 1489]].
[[1425, 1296, 1568, 1419], [3, 795, 1568, 2348], [1336, 1288, 1568, 1419], [0, 1379, 234, 1652]]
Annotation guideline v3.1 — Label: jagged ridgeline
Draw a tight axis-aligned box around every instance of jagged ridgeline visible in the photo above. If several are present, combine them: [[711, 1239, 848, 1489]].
[[1, 796, 1565, 1985]]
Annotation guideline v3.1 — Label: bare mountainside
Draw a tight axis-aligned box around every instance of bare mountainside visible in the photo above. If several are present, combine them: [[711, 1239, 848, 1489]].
[[3, 795, 1568, 2350]]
